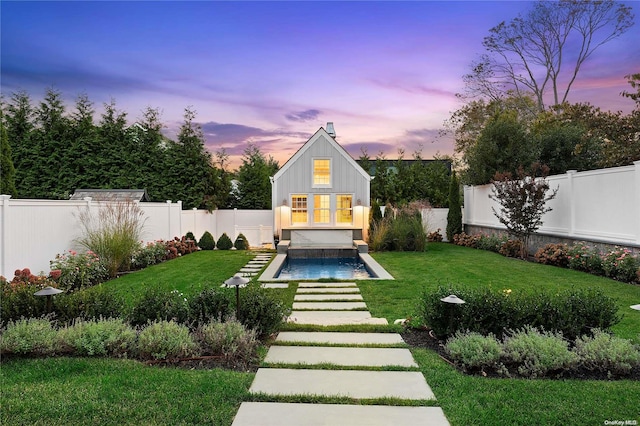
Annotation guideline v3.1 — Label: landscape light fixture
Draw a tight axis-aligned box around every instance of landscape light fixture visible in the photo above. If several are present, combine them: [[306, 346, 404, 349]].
[[440, 294, 465, 336], [440, 294, 466, 304], [34, 286, 64, 313], [224, 275, 250, 316], [630, 304, 640, 311]]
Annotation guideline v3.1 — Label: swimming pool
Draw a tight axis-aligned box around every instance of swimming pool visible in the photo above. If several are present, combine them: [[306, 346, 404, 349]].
[[275, 256, 375, 280]]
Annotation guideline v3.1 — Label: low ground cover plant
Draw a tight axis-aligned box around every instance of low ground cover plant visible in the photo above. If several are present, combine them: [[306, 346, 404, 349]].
[[57, 318, 136, 357], [574, 329, 640, 376], [197, 318, 258, 369], [0, 318, 59, 355], [137, 320, 198, 360]]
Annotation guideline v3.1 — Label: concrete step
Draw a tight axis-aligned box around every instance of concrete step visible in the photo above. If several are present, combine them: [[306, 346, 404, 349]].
[[249, 369, 435, 400], [261, 283, 289, 289], [292, 302, 368, 310], [288, 311, 388, 325], [294, 294, 363, 301], [276, 332, 405, 345], [297, 287, 360, 294], [298, 282, 357, 288], [263, 346, 417, 368], [232, 402, 450, 426]]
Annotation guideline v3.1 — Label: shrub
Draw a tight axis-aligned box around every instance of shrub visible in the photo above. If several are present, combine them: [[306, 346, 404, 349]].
[[427, 229, 443, 242], [0, 318, 59, 356], [137, 320, 198, 360], [477, 233, 508, 253], [234, 233, 249, 250], [216, 233, 233, 250], [76, 201, 146, 277], [452, 233, 481, 248], [601, 246, 639, 283], [129, 289, 190, 327], [197, 318, 258, 368], [57, 318, 136, 357], [417, 287, 620, 340], [499, 239, 524, 258], [237, 285, 289, 338], [446, 171, 462, 241], [1, 280, 48, 325], [198, 231, 216, 250], [573, 329, 640, 376], [189, 287, 233, 324], [445, 331, 502, 371], [49, 250, 109, 291], [567, 243, 603, 275], [534, 243, 569, 267], [503, 326, 577, 378], [368, 217, 391, 251], [368, 204, 427, 252], [131, 241, 168, 270], [54, 285, 126, 323], [185, 231, 196, 242], [167, 236, 199, 256]]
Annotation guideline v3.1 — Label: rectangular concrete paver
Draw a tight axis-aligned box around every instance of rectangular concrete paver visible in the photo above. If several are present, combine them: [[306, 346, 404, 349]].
[[232, 402, 450, 426], [288, 311, 388, 325], [292, 302, 368, 310], [294, 294, 363, 301], [296, 287, 360, 294], [298, 282, 357, 288], [261, 283, 289, 289], [249, 369, 435, 400], [276, 332, 405, 345], [264, 346, 418, 367]]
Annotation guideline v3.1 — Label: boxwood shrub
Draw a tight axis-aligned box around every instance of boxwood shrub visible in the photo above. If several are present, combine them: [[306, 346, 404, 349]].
[[198, 231, 216, 250], [216, 233, 233, 250], [418, 286, 620, 340]]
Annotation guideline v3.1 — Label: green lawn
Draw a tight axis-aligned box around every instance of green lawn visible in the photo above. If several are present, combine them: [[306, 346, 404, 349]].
[[2, 245, 639, 425]]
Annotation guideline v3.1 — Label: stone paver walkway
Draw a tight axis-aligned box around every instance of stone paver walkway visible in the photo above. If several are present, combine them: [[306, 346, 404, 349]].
[[231, 282, 449, 426]]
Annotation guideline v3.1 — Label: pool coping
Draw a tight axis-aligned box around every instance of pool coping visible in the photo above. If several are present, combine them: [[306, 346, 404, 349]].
[[257, 253, 394, 282]]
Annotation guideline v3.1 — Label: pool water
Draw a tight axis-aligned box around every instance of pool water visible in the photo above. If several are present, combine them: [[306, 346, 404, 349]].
[[275, 256, 375, 280]]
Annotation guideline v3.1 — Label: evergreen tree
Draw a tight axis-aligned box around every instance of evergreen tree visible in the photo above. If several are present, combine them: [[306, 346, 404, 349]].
[[97, 99, 130, 189], [65, 93, 97, 193], [0, 108, 17, 196], [233, 143, 278, 209], [446, 171, 462, 242], [5, 91, 36, 197]]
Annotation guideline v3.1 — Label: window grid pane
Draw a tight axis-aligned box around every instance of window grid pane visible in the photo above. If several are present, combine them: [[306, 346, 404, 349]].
[[314, 194, 330, 224], [337, 195, 352, 223], [291, 195, 307, 223], [313, 159, 331, 185]]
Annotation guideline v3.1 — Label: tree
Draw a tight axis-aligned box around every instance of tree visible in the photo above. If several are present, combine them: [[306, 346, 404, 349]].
[[464, 110, 534, 185], [446, 171, 462, 242], [0, 108, 18, 196], [4, 91, 35, 197], [232, 143, 279, 209], [464, 0, 634, 111], [490, 163, 558, 259]]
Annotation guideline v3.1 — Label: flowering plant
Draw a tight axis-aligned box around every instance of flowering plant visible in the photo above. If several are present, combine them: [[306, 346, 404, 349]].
[[567, 243, 603, 275], [49, 250, 108, 291], [601, 247, 639, 283]]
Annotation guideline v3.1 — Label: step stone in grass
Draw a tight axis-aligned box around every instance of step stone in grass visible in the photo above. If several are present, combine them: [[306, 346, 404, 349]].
[[291, 302, 368, 310], [249, 369, 436, 400], [275, 332, 405, 346], [296, 287, 361, 294], [263, 346, 418, 368], [232, 402, 450, 426], [294, 294, 364, 301], [297, 282, 357, 288], [288, 311, 388, 326]]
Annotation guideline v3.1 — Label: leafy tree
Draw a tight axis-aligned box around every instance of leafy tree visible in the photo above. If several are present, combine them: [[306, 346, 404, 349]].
[[464, 0, 634, 111], [464, 110, 534, 185], [446, 171, 462, 241], [490, 163, 558, 259], [232, 143, 278, 209], [0, 107, 17, 196]]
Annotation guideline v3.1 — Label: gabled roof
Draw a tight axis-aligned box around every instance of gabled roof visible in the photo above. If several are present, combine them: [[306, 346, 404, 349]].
[[272, 126, 371, 182], [70, 189, 150, 202]]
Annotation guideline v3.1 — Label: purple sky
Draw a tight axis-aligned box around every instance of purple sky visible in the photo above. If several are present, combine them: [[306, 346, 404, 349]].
[[2, 1, 638, 169]]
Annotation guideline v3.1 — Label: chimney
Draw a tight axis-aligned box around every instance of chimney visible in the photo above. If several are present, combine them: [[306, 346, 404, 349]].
[[326, 122, 336, 138]]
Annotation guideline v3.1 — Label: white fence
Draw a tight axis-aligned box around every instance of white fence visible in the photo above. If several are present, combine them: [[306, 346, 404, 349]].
[[463, 162, 640, 247], [0, 195, 273, 280]]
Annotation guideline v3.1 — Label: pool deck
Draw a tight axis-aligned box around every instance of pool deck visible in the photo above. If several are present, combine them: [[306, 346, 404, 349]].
[[257, 252, 394, 282]]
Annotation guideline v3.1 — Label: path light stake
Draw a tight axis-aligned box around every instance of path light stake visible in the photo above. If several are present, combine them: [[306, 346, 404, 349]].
[[224, 276, 250, 317], [34, 286, 64, 313], [440, 294, 465, 337]]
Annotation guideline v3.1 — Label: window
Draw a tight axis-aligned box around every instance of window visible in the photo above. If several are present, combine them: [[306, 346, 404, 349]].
[[336, 195, 353, 223], [291, 195, 307, 223], [313, 159, 331, 186], [314, 194, 330, 224]]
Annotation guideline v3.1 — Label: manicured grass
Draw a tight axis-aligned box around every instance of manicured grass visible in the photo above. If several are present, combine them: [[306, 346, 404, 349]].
[[362, 243, 640, 341], [0, 357, 253, 426]]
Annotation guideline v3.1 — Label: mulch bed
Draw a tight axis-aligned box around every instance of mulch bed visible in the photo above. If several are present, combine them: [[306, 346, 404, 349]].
[[400, 327, 640, 381]]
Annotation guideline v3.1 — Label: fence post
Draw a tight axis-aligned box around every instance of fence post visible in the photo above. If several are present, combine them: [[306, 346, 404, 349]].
[[566, 170, 577, 238], [166, 200, 172, 239], [635, 161, 640, 245], [0, 195, 11, 278]]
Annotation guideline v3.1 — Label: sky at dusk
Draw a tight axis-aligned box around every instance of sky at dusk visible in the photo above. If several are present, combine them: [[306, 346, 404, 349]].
[[2, 1, 639, 169]]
